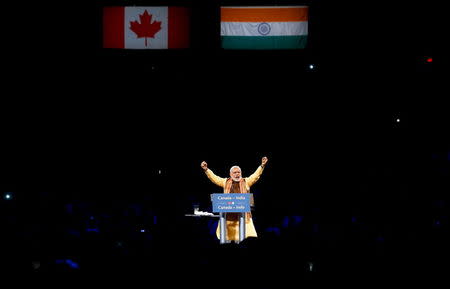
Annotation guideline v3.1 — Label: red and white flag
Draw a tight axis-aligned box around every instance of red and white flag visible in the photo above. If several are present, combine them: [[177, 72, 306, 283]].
[[103, 6, 190, 49]]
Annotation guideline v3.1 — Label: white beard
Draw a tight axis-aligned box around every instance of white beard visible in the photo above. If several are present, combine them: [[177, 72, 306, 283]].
[[232, 177, 242, 182]]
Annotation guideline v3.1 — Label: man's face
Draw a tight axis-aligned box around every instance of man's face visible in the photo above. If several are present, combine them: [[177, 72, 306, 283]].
[[230, 168, 242, 181]]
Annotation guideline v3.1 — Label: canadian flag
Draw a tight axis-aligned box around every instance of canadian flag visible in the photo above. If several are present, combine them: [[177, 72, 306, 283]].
[[103, 6, 190, 49]]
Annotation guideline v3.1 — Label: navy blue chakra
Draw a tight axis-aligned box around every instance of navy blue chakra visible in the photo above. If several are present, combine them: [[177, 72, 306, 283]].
[[257, 22, 271, 35]]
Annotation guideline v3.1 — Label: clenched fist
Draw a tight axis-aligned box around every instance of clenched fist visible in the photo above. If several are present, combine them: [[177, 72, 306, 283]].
[[201, 161, 208, 171], [261, 156, 268, 168]]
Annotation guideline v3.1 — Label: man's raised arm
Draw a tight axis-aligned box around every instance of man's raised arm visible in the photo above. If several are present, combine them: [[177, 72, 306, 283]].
[[201, 161, 226, 188], [246, 157, 268, 187]]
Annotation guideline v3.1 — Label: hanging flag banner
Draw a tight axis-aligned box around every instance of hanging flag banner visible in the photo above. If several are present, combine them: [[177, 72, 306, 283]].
[[221, 6, 308, 50], [103, 6, 190, 49]]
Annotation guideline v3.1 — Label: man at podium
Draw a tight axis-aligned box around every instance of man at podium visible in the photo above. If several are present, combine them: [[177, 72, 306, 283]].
[[201, 157, 268, 242]]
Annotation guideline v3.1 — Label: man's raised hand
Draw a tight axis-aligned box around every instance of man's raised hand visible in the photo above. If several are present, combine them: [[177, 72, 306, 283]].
[[201, 161, 208, 171], [261, 157, 268, 167]]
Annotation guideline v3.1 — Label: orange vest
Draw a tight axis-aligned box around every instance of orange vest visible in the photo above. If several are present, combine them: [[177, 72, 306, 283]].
[[223, 178, 252, 219], [224, 177, 248, 194]]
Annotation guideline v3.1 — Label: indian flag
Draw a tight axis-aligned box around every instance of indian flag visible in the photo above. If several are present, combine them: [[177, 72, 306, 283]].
[[221, 6, 308, 50], [103, 6, 190, 49]]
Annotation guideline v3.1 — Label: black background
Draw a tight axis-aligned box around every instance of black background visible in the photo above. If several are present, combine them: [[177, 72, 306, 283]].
[[1, 0, 446, 284]]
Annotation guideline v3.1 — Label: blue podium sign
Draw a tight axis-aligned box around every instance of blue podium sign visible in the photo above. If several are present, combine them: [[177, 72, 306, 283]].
[[211, 193, 251, 213]]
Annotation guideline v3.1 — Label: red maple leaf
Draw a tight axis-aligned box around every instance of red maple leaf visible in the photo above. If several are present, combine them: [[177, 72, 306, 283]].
[[129, 10, 162, 47]]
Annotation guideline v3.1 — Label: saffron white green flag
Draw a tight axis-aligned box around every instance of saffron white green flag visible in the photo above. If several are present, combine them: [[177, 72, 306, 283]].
[[221, 6, 308, 50]]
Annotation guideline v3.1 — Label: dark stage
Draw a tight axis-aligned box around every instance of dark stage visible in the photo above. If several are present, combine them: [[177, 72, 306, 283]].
[[1, 0, 446, 286]]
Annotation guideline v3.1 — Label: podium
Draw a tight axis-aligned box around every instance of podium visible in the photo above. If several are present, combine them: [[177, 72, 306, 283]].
[[211, 193, 253, 244]]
